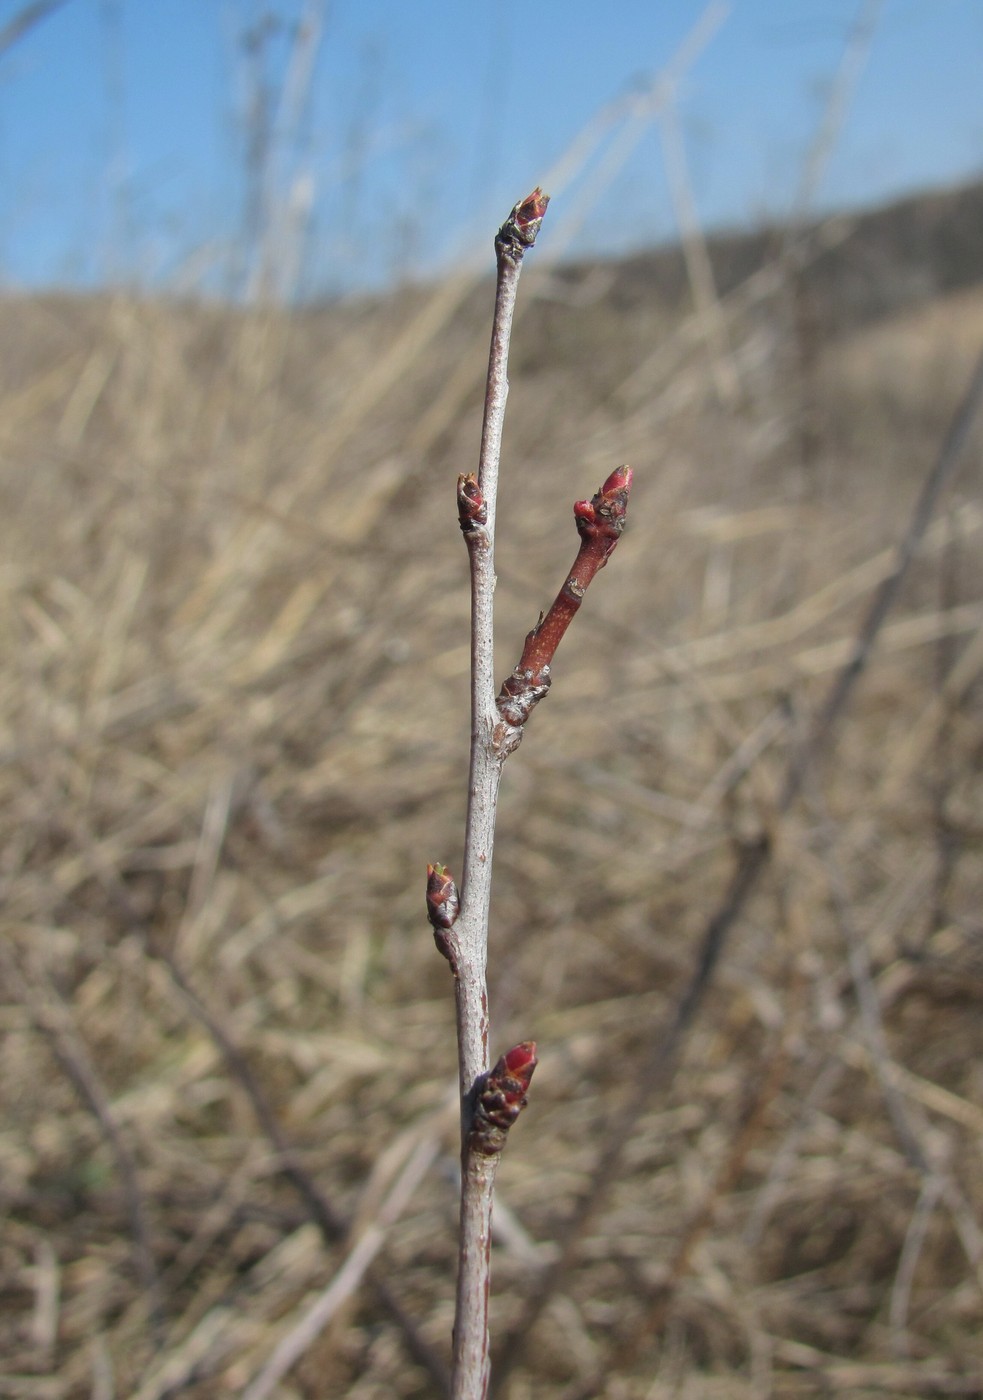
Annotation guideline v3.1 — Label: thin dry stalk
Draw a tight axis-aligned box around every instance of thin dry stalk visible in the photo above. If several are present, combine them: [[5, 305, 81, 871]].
[[658, 99, 738, 407], [407, 1, 728, 461], [800, 342, 983, 774], [0, 0, 74, 57], [787, 0, 885, 230], [0, 944, 163, 1336], [159, 944, 452, 1395], [559, 1020, 796, 1400], [890, 1174, 945, 1354], [809, 783, 983, 1320], [241, 1134, 441, 1400]]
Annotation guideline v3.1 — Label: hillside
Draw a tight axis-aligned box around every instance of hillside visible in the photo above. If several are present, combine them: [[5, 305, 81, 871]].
[[1, 181, 982, 1399]]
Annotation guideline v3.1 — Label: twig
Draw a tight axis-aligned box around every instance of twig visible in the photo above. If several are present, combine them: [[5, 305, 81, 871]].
[[0, 0, 74, 59], [786, 0, 885, 232], [241, 1135, 441, 1400], [807, 778, 983, 1332], [559, 1020, 794, 1400], [813, 795, 930, 1174], [157, 945, 451, 1395], [890, 1172, 945, 1355], [490, 834, 770, 1397], [407, 1, 729, 462], [429, 189, 633, 1399], [80, 790, 448, 1391], [744, 1055, 848, 1253], [658, 98, 739, 407], [442, 189, 547, 1400], [792, 341, 983, 787], [0, 944, 163, 1337], [159, 949, 347, 1240], [495, 464, 632, 741]]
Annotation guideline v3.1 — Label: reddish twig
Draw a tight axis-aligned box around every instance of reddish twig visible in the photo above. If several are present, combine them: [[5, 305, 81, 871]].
[[496, 465, 632, 745]]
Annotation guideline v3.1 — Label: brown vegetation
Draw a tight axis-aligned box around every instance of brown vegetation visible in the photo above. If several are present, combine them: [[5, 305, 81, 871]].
[[2, 186, 982, 1397]]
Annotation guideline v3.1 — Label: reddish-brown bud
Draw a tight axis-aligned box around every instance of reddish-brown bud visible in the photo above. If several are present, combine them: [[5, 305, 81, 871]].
[[469, 1041, 538, 1157], [513, 187, 550, 242], [496, 666, 551, 729], [457, 473, 487, 532], [496, 187, 550, 262], [426, 863, 460, 930], [500, 1041, 538, 1081], [600, 463, 633, 496], [574, 464, 633, 558]]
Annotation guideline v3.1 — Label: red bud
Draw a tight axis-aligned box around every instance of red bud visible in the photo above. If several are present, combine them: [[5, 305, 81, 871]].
[[457, 473, 487, 531], [497, 188, 550, 260], [601, 463, 633, 496], [470, 1041, 538, 1157], [513, 187, 550, 236], [426, 863, 460, 930], [574, 464, 632, 551], [500, 1041, 537, 1084]]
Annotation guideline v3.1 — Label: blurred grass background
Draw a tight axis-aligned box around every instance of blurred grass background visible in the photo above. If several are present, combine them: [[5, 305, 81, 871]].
[[1, 4, 983, 1398]]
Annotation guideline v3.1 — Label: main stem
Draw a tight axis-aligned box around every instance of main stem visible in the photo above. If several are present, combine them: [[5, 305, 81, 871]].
[[450, 191, 547, 1400], [457, 251, 520, 1099]]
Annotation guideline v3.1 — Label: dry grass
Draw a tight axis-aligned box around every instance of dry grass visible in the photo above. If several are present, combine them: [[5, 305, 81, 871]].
[[2, 219, 982, 1399]]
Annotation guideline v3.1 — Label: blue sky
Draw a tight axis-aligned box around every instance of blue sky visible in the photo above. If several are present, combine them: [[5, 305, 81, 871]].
[[0, 0, 980, 299]]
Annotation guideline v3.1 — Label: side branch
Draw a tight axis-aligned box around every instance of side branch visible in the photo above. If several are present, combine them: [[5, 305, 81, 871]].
[[496, 464, 633, 747]]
